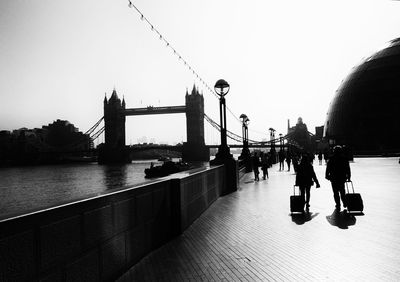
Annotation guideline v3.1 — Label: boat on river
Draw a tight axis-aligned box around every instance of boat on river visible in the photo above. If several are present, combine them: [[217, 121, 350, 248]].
[[144, 160, 191, 178]]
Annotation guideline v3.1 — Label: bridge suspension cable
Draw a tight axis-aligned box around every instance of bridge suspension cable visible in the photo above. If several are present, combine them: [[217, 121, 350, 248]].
[[91, 126, 105, 141], [204, 113, 263, 144], [84, 116, 104, 136], [204, 113, 304, 150], [60, 117, 105, 150]]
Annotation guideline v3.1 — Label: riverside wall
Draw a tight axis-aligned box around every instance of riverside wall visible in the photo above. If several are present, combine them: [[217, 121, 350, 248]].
[[0, 165, 225, 282]]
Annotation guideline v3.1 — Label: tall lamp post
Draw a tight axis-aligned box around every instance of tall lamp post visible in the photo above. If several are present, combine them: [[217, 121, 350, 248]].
[[239, 114, 250, 160], [269, 128, 276, 164], [213, 79, 232, 161], [279, 133, 283, 152], [210, 79, 237, 195]]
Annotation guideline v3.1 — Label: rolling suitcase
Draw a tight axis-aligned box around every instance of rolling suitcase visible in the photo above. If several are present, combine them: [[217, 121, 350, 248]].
[[290, 185, 304, 214], [345, 181, 364, 212]]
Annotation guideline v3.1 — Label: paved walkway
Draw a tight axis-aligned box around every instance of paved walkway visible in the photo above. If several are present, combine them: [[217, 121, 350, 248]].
[[118, 158, 400, 281]]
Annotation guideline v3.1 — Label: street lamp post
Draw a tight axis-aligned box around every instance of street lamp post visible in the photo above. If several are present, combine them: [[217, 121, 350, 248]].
[[269, 128, 276, 163], [239, 114, 250, 159], [239, 114, 251, 172], [210, 79, 237, 195], [213, 79, 232, 160]]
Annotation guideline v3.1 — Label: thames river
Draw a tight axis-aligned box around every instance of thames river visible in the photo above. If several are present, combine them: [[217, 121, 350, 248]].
[[0, 160, 162, 220]]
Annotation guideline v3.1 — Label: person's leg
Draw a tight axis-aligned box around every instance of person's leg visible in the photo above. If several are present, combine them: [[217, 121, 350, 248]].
[[331, 182, 341, 208], [299, 186, 306, 209], [338, 182, 347, 207], [305, 186, 311, 208]]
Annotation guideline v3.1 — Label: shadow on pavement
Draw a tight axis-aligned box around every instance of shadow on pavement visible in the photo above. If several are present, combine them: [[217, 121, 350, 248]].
[[326, 209, 356, 229], [291, 212, 319, 225]]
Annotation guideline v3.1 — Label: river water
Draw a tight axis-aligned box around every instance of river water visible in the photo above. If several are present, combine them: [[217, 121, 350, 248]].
[[0, 160, 163, 220]]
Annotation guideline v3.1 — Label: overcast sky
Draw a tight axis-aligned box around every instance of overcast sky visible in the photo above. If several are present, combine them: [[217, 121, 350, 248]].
[[1, 0, 400, 145]]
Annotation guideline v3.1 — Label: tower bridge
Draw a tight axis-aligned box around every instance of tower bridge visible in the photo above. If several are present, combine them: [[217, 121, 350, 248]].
[[99, 87, 209, 163]]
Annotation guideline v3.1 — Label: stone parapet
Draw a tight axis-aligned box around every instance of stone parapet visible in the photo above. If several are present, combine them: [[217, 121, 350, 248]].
[[0, 165, 225, 282]]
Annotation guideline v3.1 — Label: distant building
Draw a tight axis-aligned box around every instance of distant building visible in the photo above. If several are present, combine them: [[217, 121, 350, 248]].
[[0, 120, 92, 165], [287, 117, 312, 152], [312, 125, 329, 152], [44, 119, 92, 150], [0, 131, 12, 161]]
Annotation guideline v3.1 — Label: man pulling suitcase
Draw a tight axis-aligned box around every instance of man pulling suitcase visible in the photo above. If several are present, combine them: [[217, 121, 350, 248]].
[[325, 145, 351, 210]]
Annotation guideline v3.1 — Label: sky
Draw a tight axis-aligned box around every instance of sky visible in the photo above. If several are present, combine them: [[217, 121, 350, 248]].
[[1, 0, 400, 145]]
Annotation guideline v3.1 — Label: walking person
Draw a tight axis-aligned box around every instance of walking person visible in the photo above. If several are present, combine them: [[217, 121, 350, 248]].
[[252, 152, 260, 181], [261, 152, 269, 180], [318, 151, 323, 165], [325, 145, 351, 210], [292, 154, 299, 173], [278, 150, 285, 171], [323, 150, 329, 164], [286, 153, 292, 171], [295, 154, 320, 212]]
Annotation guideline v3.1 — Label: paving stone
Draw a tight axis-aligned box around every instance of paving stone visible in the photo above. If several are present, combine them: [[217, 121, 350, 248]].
[[118, 158, 400, 281]]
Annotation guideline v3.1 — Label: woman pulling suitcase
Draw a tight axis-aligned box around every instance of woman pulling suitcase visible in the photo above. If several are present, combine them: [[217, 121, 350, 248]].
[[295, 154, 320, 212]]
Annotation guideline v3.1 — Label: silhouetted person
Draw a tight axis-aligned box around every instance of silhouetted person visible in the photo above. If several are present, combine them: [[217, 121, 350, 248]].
[[325, 145, 351, 210], [261, 152, 269, 180], [318, 151, 323, 165], [278, 150, 285, 171], [268, 152, 273, 168], [292, 154, 299, 173], [295, 155, 320, 212], [286, 154, 291, 171], [323, 150, 329, 164], [252, 153, 260, 181]]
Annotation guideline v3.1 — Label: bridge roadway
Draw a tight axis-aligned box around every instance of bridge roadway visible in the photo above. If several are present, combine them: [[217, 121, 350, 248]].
[[118, 157, 400, 281], [124, 106, 186, 116], [129, 144, 284, 151]]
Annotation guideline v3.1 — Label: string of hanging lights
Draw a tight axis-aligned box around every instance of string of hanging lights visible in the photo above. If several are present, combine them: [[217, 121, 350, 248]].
[[126, 0, 245, 125]]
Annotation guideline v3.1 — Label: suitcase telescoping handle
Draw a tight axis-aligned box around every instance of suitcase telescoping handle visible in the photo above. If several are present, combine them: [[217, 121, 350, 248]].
[[345, 180, 355, 193], [293, 185, 299, 196]]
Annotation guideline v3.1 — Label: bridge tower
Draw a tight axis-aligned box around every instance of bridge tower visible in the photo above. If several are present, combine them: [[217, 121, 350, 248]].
[[99, 89, 130, 163], [183, 86, 210, 161]]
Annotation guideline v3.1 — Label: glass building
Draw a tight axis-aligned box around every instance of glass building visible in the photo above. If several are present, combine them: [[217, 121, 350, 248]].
[[324, 38, 400, 154]]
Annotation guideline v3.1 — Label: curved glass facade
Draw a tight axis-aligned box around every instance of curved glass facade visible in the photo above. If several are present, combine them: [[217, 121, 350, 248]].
[[324, 38, 400, 154]]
